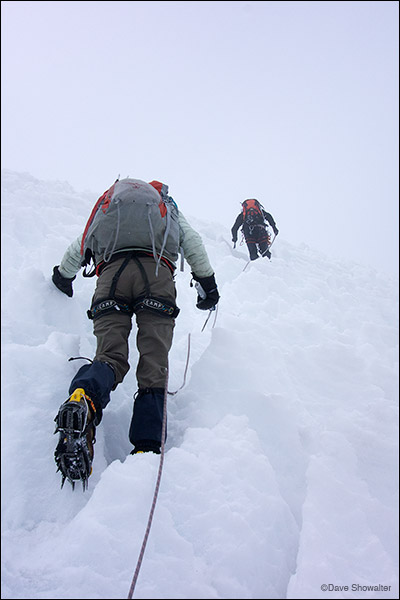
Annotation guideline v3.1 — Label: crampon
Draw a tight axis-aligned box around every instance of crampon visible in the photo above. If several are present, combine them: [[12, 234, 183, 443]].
[[54, 388, 96, 491]]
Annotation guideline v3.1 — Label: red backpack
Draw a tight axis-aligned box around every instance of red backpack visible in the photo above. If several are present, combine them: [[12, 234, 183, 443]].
[[242, 199, 264, 226]]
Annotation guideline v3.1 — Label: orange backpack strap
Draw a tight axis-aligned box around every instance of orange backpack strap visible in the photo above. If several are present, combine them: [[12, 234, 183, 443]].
[[80, 183, 117, 256], [149, 180, 169, 217]]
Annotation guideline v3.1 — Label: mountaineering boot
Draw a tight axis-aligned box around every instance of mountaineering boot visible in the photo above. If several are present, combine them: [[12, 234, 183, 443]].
[[54, 388, 97, 490], [129, 388, 165, 455], [130, 440, 161, 455]]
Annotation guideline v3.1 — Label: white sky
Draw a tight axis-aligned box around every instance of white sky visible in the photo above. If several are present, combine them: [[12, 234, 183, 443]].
[[2, 0, 399, 277]]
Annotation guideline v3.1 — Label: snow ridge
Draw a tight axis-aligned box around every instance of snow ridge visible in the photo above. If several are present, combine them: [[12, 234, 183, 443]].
[[1, 170, 398, 599]]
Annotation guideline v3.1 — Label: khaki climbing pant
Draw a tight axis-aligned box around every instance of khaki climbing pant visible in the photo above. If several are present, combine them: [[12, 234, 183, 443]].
[[90, 254, 177, 390]]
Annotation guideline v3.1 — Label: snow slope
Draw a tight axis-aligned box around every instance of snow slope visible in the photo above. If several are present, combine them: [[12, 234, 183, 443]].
[[1, 170, 398, 599]]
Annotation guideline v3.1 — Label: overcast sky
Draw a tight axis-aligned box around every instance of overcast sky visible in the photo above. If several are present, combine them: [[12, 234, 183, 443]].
[[2, 1, 399, 277]]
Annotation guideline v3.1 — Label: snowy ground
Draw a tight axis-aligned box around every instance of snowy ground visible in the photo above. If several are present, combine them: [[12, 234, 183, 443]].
[[1, 170, 398, 599]]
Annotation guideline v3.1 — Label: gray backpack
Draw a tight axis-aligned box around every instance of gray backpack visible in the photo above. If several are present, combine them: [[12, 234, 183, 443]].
[[81, 178, 180, 274]]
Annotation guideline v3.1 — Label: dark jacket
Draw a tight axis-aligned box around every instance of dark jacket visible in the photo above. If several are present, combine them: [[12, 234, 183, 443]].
[[231, 208, 278, 243]]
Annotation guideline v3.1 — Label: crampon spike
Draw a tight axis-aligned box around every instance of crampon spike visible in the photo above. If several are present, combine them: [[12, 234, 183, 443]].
[[54, 391, 95, 491]]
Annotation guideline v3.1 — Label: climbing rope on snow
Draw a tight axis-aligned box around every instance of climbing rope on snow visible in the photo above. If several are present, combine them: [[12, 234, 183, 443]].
[[126, 303, 218, 597], [127, 376, 168, 599], [168, 333, 191, 396], [68, 356, 93, 364], [168, 304, 218, 394]]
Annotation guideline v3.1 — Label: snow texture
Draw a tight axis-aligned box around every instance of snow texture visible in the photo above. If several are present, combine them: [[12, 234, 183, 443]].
[[1, 170, 398, 599]]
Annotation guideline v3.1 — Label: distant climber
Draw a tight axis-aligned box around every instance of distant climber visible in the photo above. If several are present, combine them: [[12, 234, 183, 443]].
[[231, 199, 279, 261]]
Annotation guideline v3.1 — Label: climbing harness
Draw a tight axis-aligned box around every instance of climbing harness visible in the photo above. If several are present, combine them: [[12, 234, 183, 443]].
[[86, 252, 180, 321], [242, 232, 277, 272]]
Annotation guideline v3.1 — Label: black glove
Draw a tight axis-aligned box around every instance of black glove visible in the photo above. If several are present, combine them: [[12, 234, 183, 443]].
[[52, 266, 75, 297], [192, 273, 220, 311]]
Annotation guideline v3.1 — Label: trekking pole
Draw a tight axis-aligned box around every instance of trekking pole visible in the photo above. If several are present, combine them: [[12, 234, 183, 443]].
[[201, 307, 216, 332], [212, 302, 219, 328], [242, 259, 252, 272]]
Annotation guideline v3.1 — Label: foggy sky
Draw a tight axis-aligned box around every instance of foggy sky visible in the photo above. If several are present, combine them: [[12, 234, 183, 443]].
[[2, 1, 399, 277]]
